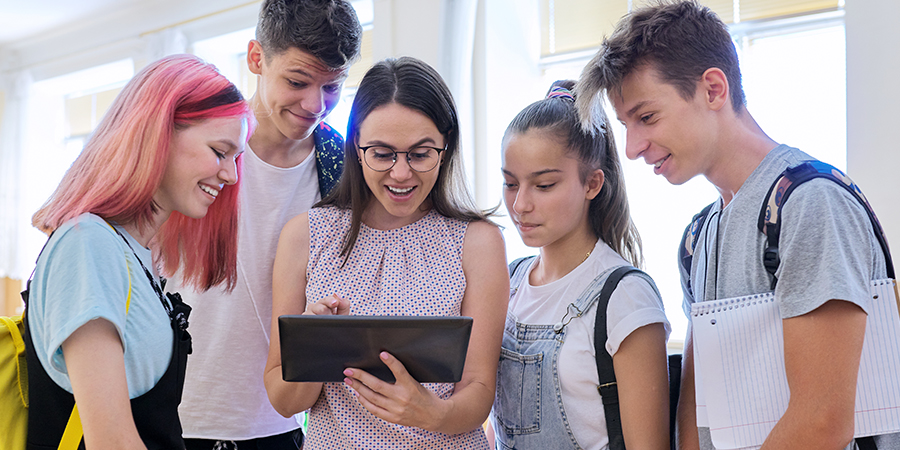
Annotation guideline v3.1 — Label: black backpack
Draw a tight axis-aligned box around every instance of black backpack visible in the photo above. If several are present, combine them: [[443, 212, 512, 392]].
[[508, 258, 680, 450], [678, 160, 894, 450]]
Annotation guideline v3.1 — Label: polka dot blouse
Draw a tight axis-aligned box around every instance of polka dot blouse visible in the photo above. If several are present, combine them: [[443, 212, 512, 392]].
[[303, 206, 489, 449]]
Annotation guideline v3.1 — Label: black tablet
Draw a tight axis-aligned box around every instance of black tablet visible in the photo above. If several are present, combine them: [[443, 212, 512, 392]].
[[278, 315, 473, 383]]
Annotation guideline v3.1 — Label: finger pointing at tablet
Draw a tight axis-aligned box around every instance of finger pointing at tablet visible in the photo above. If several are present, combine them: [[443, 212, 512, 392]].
[[305, 294, 351, 316]]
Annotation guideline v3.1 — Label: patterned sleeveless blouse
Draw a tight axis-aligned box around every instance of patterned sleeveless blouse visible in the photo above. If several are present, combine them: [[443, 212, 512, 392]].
[[304, 206, 489, 449]]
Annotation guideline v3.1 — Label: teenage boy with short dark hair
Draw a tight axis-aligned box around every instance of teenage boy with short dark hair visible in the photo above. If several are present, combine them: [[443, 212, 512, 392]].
[[577, 2, 899, 449], [173, 1, 362, 448]]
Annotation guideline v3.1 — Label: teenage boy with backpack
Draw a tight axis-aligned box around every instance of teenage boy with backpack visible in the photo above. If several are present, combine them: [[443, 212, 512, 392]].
[[577, 2, 900, 449], [167, 1, 362, 449]]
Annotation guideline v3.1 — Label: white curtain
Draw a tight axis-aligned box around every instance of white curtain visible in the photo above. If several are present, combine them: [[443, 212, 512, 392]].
[[18, 75, 72, 280], [0, 70, 33, 279], [138, 28, 189, 70], [439, 0, 480, 199]]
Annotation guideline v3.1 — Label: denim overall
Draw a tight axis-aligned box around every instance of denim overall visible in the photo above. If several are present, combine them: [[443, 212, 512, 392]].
[[494, 261, 644, 449]]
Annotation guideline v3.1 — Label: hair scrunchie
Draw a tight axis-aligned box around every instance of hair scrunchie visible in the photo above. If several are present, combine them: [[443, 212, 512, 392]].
[[546, 86, 575, 101]]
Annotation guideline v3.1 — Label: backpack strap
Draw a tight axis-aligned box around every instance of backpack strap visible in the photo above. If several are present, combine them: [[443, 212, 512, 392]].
[[758, 160, 894, 289], [1, 315, 28, 409], [595, 265, 643, 450], [856, 436, 878, 450], [679, 201, 716, 298], [314, 123, 346, 198]]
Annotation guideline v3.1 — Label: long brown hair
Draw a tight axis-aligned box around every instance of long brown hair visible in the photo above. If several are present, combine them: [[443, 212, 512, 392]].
[[503, 80, 643, 267], [318, 57, 490, 262]]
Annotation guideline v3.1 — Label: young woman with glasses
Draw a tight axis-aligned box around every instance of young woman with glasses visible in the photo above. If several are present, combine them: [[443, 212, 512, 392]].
[[263, 56, 509, 448]]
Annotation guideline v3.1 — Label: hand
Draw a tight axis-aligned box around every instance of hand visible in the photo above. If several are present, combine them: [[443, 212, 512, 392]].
[[343, 352, 451, 430], [304, 294, 350, 316]]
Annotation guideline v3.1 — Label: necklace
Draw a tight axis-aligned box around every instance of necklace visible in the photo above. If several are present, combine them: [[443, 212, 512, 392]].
[[582, 250, 592, 263]]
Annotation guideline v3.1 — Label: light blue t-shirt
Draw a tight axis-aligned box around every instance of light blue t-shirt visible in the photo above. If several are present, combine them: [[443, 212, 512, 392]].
[[28, 213, 173, 398]]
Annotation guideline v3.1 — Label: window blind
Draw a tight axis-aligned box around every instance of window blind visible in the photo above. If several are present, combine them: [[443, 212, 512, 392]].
[[541, 0, 841, 56], [64, 87, 122, 138]]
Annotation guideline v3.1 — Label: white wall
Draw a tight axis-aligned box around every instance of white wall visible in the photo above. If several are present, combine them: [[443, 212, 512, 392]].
[[472, 0, 545, 256], [372, 0, 442, 66], [846, 0, 900, 259]]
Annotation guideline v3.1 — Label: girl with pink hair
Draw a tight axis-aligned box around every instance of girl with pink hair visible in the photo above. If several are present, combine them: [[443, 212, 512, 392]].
[[24, 54, 254, 449]]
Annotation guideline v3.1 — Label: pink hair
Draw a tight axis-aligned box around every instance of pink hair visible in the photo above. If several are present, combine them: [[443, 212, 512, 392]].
[[32, 54, 255, 291]]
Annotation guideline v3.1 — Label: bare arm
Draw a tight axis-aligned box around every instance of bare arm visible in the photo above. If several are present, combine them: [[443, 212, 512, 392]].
[[676, 323, 701, 450], [263, 212, 340, 416], [344, 220, 509, 434], [63, 319, 146, 450], [759, 300, 865, 450], [614, 322, 670, 450]]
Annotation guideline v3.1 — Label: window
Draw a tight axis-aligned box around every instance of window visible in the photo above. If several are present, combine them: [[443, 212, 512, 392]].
[[540, 0, 841, 58], [19, 59, 135, 274], [520, 3, 846, 345]]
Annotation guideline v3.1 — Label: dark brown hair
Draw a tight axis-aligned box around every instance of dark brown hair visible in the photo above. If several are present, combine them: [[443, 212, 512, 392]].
[[318, 57, 490, 262], [577, 0, 745, 124], [504, 80, 643, 267], [256, 0, 362, 69]]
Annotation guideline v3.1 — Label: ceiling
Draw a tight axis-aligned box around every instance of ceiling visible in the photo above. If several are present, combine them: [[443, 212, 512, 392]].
[[0, 0, 372, 78], [0, 0, 373, 47], [0, 0, 266, 78], [0, 0, 146, 45]]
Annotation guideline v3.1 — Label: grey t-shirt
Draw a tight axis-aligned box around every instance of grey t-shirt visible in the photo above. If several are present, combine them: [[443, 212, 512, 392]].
[[681, 144, 898, 449]]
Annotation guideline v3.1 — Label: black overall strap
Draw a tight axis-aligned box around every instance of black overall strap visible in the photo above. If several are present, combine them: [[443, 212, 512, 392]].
[[595, 266, 643, 450]]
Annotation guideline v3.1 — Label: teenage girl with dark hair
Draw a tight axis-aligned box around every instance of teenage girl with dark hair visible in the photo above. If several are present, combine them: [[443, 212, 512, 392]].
[[491, 80, 670, 449]]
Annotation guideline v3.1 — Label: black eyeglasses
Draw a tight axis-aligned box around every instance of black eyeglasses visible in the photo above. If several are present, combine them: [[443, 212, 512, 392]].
[[359, 145, 445, 172]]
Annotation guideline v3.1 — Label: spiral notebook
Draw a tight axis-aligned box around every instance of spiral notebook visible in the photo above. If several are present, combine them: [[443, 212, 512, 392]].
[[691, 279, 900, 449]]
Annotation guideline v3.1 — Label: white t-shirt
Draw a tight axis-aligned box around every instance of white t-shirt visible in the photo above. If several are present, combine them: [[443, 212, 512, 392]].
[[174, 143, 320, 440], [508, 240, 670, 449]]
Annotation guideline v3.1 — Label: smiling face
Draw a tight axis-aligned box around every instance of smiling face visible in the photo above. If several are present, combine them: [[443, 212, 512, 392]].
[[357, 103, 444, 229], [248, 42, 348, 143], [502, 128, 600, 251], [155, 117, 248, 220], [612, 65, 719, 185]]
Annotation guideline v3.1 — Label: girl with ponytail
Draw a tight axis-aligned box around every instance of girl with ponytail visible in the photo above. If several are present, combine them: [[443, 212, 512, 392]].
[[491, 80, 670, 449]]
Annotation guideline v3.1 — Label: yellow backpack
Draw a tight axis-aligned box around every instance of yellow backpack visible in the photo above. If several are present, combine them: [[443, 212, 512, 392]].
[[2, 226, 131, 450], [0, 314, 28, 450]]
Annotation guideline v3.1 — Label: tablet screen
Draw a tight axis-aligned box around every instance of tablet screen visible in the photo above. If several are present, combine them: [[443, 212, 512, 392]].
[[278, 315, 473, 383]]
